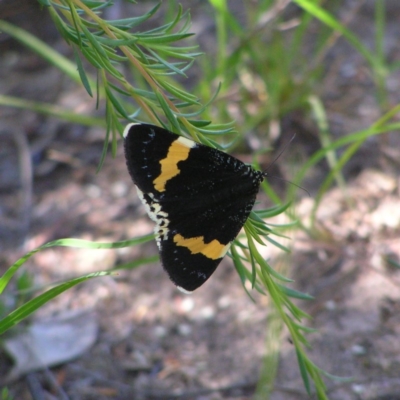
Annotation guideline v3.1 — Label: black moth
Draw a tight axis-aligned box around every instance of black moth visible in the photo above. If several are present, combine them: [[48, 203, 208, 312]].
[[124, 123, 264, 291]]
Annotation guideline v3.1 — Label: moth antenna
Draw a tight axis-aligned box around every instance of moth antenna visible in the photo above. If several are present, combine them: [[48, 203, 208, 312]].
[[267, 175, 310, 197], [261, 133, 310, 197], [262, 134, 296, 175]]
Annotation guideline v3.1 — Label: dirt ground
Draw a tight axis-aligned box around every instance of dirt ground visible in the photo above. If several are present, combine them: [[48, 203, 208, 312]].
[[1, 1, 400, 399]]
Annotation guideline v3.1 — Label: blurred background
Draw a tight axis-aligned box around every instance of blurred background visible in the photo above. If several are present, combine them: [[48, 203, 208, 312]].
[[1, 1, 400, 399]]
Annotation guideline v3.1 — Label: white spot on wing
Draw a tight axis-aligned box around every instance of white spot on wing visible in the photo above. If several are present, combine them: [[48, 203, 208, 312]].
[[136, 187, 156, 221], [123, 123, 141, 138], [177, 286, 193, 294], [136, 186, 170, 249], [177, 136, 196, 149]]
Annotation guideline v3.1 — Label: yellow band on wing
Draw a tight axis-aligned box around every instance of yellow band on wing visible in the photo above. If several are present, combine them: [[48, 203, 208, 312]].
[[173, 233, 230, 260], [153, 137, 195, 192]]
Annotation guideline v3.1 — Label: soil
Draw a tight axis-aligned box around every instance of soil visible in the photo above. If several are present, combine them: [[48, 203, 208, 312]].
[[1, 1, 400, 400]]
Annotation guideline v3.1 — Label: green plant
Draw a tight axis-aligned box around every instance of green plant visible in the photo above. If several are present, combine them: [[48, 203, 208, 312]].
[[0, 2, 334, 399], [1, 1, 399, 399], [290, 0, 400, 233], [1, 387, 14, 400]]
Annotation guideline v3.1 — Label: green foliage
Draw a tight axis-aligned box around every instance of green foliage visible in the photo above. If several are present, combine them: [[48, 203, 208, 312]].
[[0, 235, 153, 335], [0, 1, 399, 399], [1, 387, 14, 400]]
